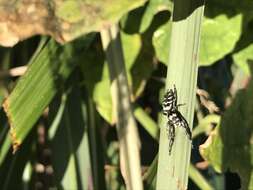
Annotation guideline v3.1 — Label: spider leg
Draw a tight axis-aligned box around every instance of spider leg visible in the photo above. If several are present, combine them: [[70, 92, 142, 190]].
[[173, 84, 177, 109], [172, 85, 186, 109], [167, 121, 175, 155], [179, 113, 192, 140], [182, 120, 193, 149]]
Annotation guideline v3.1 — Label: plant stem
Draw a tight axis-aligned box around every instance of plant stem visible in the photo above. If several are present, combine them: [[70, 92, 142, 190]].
[[100, 24, 143, 190]]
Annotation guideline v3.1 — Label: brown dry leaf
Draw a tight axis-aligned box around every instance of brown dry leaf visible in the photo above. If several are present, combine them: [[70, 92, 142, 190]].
[[0, 0, 146, 47]]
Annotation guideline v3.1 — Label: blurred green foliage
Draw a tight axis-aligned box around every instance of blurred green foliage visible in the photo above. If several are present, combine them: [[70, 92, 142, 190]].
[[0, 0, 253, 189]]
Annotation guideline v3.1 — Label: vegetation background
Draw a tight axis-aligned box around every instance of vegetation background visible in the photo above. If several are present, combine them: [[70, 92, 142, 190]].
[[0, 0, 252, 189]]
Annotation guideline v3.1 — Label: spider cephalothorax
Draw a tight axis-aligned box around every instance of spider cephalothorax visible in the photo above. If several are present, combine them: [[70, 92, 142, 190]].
[[162, 85, 192, 155]]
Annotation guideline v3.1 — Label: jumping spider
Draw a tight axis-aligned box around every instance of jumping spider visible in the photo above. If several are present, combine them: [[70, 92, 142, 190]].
[[162, 85, 192, 155]]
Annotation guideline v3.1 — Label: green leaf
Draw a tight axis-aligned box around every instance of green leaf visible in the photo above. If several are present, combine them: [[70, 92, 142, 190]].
[[139, 0, 172, 33], [199, 14, 242, 66], [0, 35, 94, 164], [121, 0, 172, 34], [192, 114, 220, 139], [152, 20, 171, 64], [122, 31, 154, 97], [233, 43, 253, 75], [80, 40, 113, 123], [200, 65, 253, 189], [153, 1, 243, 67], [81, 31, 154, 124]]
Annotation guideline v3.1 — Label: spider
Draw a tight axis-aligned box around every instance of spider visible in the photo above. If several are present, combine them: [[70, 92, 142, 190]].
[[162, 85, 192, 155]]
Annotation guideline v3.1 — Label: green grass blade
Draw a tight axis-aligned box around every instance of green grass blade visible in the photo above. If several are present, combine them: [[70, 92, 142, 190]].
[[1, 39, 74, 158], [48, 93, 67, 139], [189, 164, 213, 190], [101, 24, 143, 190], [0, 130, 34, 190], [22, 162, 32, 190], [143, 155, 158, 190], [143, 154, 214, 190], [133, 105, 159, 140], [156, 0, 205, 189], [86, 93, 106, 190], [0, 36, 94, 164], [49, 83, 92, 190]]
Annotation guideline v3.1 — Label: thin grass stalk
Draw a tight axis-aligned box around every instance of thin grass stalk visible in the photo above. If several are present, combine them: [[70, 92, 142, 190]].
[[86, 94, 106, 190], [156, 0, 205, 189], [188, 164, 213, 190], [100, 24, 143, 190], [133, 105, 159, 140]]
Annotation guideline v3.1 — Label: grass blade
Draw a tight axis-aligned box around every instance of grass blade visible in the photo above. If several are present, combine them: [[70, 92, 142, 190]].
[[143, 155, 158, 190], [0, 129, 35, 190], [86, 92, 106, 190], [156, 0, 205, 189], [49, 82, 92, 190], [189, 164, 213, 190], [101, 24, 143, 190], [133, 105, 159, 140], [0, 35, 94, 164], [2, 39, 74, 154]]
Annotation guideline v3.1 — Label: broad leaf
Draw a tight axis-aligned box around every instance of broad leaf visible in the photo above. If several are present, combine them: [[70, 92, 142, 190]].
[[200, 14, 242, 66]]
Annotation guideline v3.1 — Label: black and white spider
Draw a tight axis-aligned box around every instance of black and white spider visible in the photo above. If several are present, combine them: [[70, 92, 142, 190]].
[[162, 85, 192, 155]]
